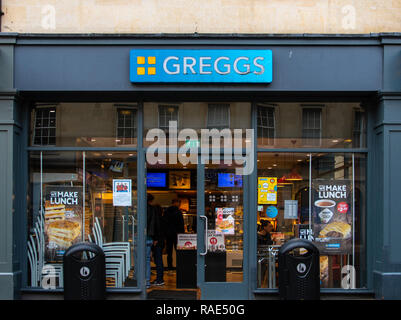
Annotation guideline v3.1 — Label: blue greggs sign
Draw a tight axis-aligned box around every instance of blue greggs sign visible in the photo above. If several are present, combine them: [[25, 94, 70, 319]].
[[129, 49, 273, 83]]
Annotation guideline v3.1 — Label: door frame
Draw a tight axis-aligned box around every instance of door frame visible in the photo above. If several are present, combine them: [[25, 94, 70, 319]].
[[196, 160, 250, 300]]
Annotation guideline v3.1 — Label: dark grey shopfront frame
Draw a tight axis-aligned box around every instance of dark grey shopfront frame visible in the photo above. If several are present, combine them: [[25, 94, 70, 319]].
[[1, 33, 401, 299]]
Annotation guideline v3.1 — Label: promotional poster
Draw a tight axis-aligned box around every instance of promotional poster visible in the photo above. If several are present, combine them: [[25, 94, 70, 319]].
[[177, 234, 197, 250], [44, 186, 83, 261], [257, 177, 277, 204], [113, 179, 132, 206], [312, 180, 352, 255], [215, 208, 235, 235], [207, 230, 226, 252]]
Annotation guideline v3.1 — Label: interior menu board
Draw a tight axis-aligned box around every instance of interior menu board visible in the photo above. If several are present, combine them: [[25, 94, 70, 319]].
[[44, 186, 83, 261], [169, 171, 191, 189], [312, 180, 352, 254]]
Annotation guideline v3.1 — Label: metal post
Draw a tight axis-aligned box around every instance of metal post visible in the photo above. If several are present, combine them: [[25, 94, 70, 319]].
[[82, 151, 85, 241], [309, 154, 312, 234], [352, 153, 355, 270]]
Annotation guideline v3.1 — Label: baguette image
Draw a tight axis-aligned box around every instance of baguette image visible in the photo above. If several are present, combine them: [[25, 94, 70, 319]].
[[44, 201, 65, 222], [319, 221, 351, 239], [47, 220, 81, 248]]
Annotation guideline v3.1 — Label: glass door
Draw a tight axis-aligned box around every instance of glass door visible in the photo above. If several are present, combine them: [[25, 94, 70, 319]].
[[197, 162, 249, 299]]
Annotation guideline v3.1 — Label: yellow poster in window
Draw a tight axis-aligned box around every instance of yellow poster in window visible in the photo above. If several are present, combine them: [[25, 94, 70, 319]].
[[258, 177, 277, 204]]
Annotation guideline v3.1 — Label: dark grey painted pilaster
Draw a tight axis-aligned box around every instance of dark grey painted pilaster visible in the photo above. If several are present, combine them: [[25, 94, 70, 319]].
[[372, 93, 401, 299], [0, 91, 25, 300], [0, 36, 24, 300]]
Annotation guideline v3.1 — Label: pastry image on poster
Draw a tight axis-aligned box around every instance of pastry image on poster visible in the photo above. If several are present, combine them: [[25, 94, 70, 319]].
[[215, 207, 235, 234], [44, 186, 83, 261], [312, 181, 352, 255]]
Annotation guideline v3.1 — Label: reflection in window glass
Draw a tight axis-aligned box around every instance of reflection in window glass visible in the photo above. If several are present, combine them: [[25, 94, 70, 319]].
[[144, 102, 251, 148], [257, 103, 366, 149], [302, 108, 322, 147], [159, 105, 179, 134], [30, 103, 138, 147], [32, 106, 57, 146], [256, 153, 366, 289], [207, 104, 230, 130], [257, 104, 275, 146], [27, 152, 138, 289], [116, 107, 137, 145]]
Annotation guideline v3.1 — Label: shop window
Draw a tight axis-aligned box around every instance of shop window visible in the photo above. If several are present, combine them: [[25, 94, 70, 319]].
[[302, 107, 322, 146], [27, 151, 138, 289], [353, 110, 366, 148], [256, 152, 366, 289], [144, 102, 251, 149], [207, 104, 230, 129], [116, 107, 137, 145], [159, 105, 179, 134], [32, 106, 57, 146], [257, 102, 365, 149], [29, 103, 139, 148], [257, 104, 275, 146]]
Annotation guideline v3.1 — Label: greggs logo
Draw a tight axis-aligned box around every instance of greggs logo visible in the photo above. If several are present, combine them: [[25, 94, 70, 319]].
[[130, 49, 272, 83]]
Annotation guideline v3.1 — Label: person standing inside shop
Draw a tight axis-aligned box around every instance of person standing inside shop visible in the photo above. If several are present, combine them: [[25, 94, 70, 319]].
[[146, 194, 164, 287], [257, 220, 274, 287], [151, 204, 165, 286], [257, 220, 274, 246], [164, 198, 185, 272]]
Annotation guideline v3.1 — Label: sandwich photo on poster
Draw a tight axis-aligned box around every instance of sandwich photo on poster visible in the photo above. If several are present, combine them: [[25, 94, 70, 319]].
[[44, 186, 83, 261], [215, 207, 235, 235], [312, 180, 352, 255]]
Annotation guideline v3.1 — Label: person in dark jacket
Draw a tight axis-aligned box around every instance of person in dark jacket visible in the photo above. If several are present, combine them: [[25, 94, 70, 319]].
[[257, 220, 274, 246], [257, 220, 274, 287], [163, 199, 185, 271], [151, 204, 165, 286], [146, 194, 164, 287]]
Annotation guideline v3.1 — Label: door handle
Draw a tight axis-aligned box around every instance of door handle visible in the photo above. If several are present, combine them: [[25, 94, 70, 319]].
[[200, 215, 208, 256]]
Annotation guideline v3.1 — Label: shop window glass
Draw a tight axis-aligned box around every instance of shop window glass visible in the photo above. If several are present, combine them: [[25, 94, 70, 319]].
[[302, 108, 322, 146], [32, 106, 57, 146], [257, 103, 366, 149], [353, 110, 366, 148], [159, 105, 179, 134], [144, 102, 251, 149], [207, 104, 230, 130], [30, 103, 138, 147], [257, 104, 275, 146], [27, 151, 138, 289], [116, 107, 137, 145], [256, 152, 366, 289]]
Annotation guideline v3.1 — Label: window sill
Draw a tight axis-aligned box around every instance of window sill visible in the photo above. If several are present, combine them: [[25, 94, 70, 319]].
[[21, 287, 142, 294], [253, 288, 374, 294]]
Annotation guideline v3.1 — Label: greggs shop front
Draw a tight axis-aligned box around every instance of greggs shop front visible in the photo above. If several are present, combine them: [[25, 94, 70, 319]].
[[1, 33, 401, 300]]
